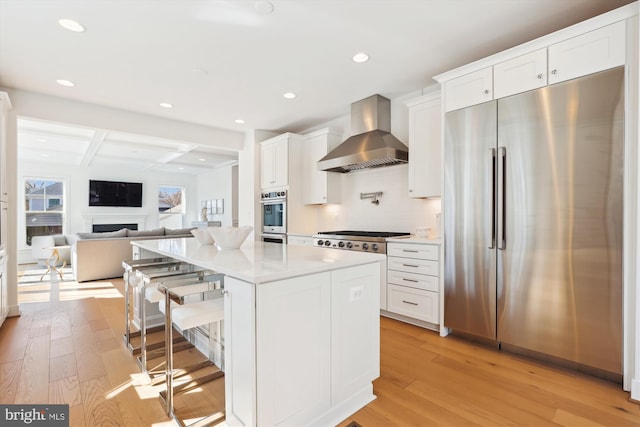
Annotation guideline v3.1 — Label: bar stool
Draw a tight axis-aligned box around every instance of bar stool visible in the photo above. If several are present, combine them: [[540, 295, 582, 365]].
[[159, 275, 225, 425], [136, 266, 212, 373], [122, 257, 182, 352]]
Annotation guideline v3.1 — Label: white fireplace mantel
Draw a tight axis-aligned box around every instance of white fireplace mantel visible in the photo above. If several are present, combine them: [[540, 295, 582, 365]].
[[81, 213, 147, 232]]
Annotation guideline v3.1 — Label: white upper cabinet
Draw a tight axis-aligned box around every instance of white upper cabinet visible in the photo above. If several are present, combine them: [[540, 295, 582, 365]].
[[405, 91, 441, 198], [302, 128, 342, 204], [444, 67, 493, 112], [260, 134, 290, 189], [548, 21, 625, 85], [494, 49, 547, 99]]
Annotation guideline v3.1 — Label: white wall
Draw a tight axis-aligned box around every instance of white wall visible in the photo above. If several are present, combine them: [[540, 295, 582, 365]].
[[196, 164, 236, 226], [17, 160, 197, 261], [309, 165, 441, 235]]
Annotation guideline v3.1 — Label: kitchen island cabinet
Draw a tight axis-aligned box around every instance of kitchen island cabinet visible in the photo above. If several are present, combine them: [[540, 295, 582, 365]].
[[131, 238, 384, 427]]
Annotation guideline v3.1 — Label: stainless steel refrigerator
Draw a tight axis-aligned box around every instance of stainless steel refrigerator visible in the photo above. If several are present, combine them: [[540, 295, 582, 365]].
[[443, 66, 624, 376]]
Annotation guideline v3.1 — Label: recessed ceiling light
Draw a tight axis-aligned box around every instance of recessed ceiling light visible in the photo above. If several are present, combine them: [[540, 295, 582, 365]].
[[159, 102, 173, 108], [352, 52, 369, 63], [35, 138, 47, 142], [40, 153, 49, 157], [178, 167, 185, 170], [199, 158, 206, 162], [235, 119, 245, 124], [283, 92, 296, 99], [56, 79, 75, 87], [58, 18, 86, 33]]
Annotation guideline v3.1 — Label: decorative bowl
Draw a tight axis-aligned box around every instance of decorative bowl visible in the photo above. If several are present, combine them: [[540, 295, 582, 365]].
[[208, 226, 253, 249], [191, 228, 215, 245]]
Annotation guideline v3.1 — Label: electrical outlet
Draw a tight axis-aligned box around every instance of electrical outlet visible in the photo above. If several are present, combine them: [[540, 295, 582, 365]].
[[350, 286, 364, 302]]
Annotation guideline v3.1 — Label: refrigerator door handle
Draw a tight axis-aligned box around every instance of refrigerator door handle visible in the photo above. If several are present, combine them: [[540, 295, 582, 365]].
[[498, 146, 507, 250], [488, 148, 497, 249]]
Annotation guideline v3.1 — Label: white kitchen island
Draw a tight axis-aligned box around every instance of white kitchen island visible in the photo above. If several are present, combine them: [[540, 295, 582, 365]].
[[131, 238, 384, 427]]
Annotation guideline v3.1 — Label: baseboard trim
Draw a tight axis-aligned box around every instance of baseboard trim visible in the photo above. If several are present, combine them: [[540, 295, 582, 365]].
[[8, 305, 21, 317]]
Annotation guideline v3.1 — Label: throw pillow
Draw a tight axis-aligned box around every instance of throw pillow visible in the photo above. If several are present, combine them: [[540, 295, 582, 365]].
[[127, 228, 165, 237], [165, 227, 197, 236], [76, 228, 128, 240]]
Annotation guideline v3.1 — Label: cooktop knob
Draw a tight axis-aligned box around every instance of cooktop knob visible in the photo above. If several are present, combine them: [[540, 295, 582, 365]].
[[316, 240, 324, 246], [362, 243, 369, 250], [338, 241, 345, 248], [324, 240, 331, 246], [346, 242, 353, 249], [372, 243, 379, 252]]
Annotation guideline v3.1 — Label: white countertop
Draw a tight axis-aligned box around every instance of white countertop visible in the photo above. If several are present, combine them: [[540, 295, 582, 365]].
[[131, 238, 385, 284]]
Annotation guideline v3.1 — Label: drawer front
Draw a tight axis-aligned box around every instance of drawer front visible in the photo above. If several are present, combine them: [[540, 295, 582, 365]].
[[387, 256, 438, 276], [388, 284, 438, 323], [388, 270, 438, 292], [387, 243, 438, 260]]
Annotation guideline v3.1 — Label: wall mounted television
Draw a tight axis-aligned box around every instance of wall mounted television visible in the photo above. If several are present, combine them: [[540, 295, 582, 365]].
[[89, 179, 143, 207]]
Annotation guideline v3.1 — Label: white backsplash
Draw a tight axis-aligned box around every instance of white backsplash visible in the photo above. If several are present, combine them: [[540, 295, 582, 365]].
[[312, 164, 441, 235]]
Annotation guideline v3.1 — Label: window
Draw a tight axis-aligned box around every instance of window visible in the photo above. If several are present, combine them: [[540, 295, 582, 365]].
[[158, 185, 184, 229], [24, 178, 65, 246]]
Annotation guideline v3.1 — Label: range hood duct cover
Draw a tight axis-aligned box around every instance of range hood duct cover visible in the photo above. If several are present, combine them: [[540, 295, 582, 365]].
[[318, 94, 408, 173]]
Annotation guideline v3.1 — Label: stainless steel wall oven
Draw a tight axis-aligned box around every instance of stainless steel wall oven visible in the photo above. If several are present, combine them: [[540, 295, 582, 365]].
[[261, 190, 287, 235]]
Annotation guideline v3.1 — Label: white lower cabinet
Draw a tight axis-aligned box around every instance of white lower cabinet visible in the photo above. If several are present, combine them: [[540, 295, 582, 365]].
[[386, 241, 440, 325], [224, 263, 380, 426]]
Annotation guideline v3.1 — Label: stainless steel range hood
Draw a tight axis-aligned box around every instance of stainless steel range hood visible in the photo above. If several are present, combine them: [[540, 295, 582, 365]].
[[318, 94, 408, 173]]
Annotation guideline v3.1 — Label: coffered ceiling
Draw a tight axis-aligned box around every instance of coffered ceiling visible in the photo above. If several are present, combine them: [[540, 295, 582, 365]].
[[18, 118, 238, 174], [1, 0, 635, 174]]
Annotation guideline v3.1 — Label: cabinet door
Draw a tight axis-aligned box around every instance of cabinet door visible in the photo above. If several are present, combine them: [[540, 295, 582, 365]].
[[303, 135, 328, 204], [548, 21, 625, 85], [224, 277, 257, 427], [494, 49, 547, 99], [260, 143, 276, 189], [406, 93, 441, 198], [444, 67, 493, 112], [272, 139, 288, 187], [256, 272, 331, 426], [0, 96, 8, 203], [331, 263, 380, 404]]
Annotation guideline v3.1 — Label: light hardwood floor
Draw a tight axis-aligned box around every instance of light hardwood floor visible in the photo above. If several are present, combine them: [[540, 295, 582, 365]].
[[2, 267, 639, 426]]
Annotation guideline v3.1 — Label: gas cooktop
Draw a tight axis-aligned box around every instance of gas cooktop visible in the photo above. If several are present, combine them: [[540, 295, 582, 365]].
[[313, 230, 410, 253], [316, 230, 411, 239]]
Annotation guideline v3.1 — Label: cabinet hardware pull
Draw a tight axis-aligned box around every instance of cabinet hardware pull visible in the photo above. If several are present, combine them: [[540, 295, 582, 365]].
[[537, 73, 543, 79], [402, 278, 419, 283], [403, 264, 419, 268], [402, 300, 418, 306], [551, 69, 558, 75], [402, 249, 419, 253], [484, 89, 489, 95]]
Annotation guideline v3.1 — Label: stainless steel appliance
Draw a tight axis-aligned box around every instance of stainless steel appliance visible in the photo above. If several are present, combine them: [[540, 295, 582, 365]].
[[261, 190, 286, 234], [317, 94, 408, 172], [444, 67, 624, 377], [313, 231, 410, 254]]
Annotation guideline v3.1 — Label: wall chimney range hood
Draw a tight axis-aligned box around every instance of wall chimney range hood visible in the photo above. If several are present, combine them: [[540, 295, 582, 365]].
[[317, 94, 408, 173]]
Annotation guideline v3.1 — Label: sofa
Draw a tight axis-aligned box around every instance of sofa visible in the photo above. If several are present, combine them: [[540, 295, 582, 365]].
[[71, 227, 195, 282]]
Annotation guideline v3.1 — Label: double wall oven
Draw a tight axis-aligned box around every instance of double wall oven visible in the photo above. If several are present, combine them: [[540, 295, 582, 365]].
[[260, 190, 287, 244]]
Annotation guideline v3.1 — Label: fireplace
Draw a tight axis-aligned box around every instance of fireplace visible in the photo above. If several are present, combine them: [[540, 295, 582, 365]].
[[82, 214, 147, 232], [93, 223, 138, 233]]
